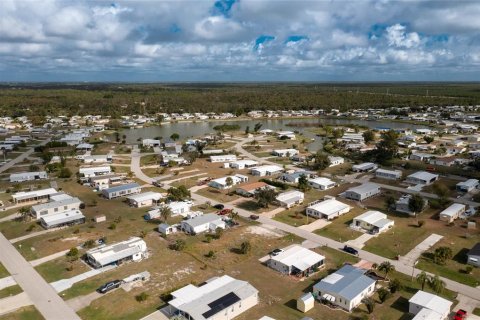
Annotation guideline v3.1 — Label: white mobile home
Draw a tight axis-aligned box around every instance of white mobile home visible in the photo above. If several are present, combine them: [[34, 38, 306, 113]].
[[439, 203, 466, 223], [267, 245, 325, 277], [276, 190, 304, 208], [352, 162, 377, 172], [236, 182, 271, 197], [146, 201, 193, 219], [375, 168, 402, 180], [40, 209, 85, 229], [228, 160, 259, 169], [313, 265, 376, 312], [83, 154, 112, 164], [208, 174, 249, 190], [30, 196, 82, 219], [306, 198, 351, 220], [308, 177, 336, 190], [345, 183, 380, 201], [11, 188, 58, 204], [79, 166, 112, 178], [86, 237, 147, 269], [456, 179, 479, 193], [250, 165, 283, 177], [126, 192, 163, 208], [142, 139, 161, 147], [271, 149, 298, 157], [408, 291, 452, 320], [210, 154, 237, 163], [406, 171, 439, 185], [102, 183, 141, 199], [328, 156, 345, 167], [352, 210, 394, 234], [10, 171, 48, 183], [180, 213, 226, 235], [168, 275, 258, 320]]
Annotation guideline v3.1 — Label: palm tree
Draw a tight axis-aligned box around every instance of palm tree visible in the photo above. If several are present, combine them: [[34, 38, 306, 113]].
[[363, 297, 375, 314], [428, 275, 445, 294], [225, 177, 233, 188], [229, 210, 239, 222], [159, 206, 172, 222], [240, 241, 251, 254], [19, 206, 31, 222], [378, 261, 395, 280], [416, 271, 428, 291]]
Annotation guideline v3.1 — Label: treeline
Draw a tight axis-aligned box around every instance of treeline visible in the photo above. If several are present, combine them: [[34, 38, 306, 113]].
[[0, 83, 478, 118]]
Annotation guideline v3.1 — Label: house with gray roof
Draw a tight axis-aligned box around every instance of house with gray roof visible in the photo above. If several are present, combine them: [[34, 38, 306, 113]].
[[313, 264, 376, 312], [345, 183, 380, 201], [102, 183, 141, 199], [180, 213, 226, 235], [86, 237, 147, 268]]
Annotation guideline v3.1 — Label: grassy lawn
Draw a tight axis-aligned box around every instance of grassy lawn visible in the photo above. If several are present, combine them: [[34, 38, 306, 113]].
[[236, 199, 278, 213], [0, 285, 23, 299], [252, 151, 272, 158], [195, 187, 240, 203], [35, 256, 91, 283], [323, 162, 352, 177], [314, 208, 364, 242], [0, 263, 9, 278], [0, 306, 44, 320], [473, 308, 480, 317], [416, 235, 480, 287], [140, 154, 159, 166], [274, 209, 310, 226]]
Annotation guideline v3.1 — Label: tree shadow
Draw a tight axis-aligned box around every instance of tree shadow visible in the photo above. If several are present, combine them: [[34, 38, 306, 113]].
[[453, 248, 469, 264], [390, 296, 409, 313]]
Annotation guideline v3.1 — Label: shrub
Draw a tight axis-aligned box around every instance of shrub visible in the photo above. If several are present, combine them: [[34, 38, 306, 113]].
[[84, 239, 96, 248], [465, 266, 473, 274], [109, 223, 117, 230], [26, 224, 36, 232], [206, 250, 216, 258], [418, 220, 425, 228], [171, 239, 186, 251], [377, 288, 390, 303], [135, 292, 149, 302]]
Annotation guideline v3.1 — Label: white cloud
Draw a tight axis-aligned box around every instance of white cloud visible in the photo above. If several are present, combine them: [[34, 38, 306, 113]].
[[386, 24, 420, 48]]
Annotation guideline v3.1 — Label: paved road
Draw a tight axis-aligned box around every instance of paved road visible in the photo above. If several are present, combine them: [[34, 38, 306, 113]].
[[130, 146, 156, 184], [0, 233, 81, 319], [0, 138, 51, 174]]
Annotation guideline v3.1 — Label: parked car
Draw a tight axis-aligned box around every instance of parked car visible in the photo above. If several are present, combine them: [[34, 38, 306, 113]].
[[97, 280, 122, 294], [453, 309, 467, 320], [343, 245, 359, 256], [269, 248, 284, 256], [250, 214, 259, 220], [218, 208, 232, 216], [152, 180, 163, 187], [213, 204, 225, 210]]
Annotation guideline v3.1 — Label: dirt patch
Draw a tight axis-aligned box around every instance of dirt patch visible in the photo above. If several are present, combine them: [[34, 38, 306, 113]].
[[244, 225, 285, 238]]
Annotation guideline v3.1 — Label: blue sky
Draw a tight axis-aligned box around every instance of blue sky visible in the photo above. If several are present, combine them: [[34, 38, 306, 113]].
[[1, 0, 480, 82]]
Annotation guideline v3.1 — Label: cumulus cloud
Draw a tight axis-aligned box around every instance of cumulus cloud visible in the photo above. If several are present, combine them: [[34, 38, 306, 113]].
[[0, 0, 479, 81]]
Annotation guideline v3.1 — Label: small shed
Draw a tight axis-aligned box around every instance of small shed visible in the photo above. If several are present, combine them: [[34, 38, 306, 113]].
[[94, 215, 106, 223], [297, 292, 314, 313]]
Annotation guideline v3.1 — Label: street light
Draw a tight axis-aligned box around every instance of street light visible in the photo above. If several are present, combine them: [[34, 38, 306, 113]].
[[411, 259, 418, 281]]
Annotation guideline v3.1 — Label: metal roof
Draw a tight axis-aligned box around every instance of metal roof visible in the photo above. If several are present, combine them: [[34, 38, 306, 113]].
[[409, 290, 452, 317], [308, 199, 351, 217], [40, 209, 85, 227], [32, 197, 81, 212], [182, 213, 223, 228], [313, 265, 375, 301], [347, 183, 379, 195], [270, 245, 325, 272], [103, 183, 140, 193]]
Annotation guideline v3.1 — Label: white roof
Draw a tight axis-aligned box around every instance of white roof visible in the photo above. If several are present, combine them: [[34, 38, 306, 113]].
[[252, 165, 283, 172], [126, 192, 163, 202], [32, 197, 81, 212], [10, 171, 47, 179], [440, 203, 465, 217], [170, 275, 258, 320], [457, 179, 479, 188], [308, 177, 335, 186], [270, 245, 324, 272], [308, 199, 351, 217], [166, 201, 192, 211], [231, 159, 258, 166], [407, 171, 439, 181], [273, 148, 297, 153], [87, 237, 146, 266], [182, 213, 223, 228], [40, 209, 85, 226], [12, 188, 57, 201], [409, 291, 452, 316], [79, 166, 111, 174], [276, 190, 304, 202], [354, 210, 393, 228], [376, 168, 402, 175], [210, 154, 237, 160], [347, 183, 379, 195], [353, 162, 376, 169], [412, 308, 444, 320]]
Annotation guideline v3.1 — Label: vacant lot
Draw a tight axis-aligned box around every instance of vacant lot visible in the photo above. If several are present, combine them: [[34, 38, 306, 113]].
[[314, 207, 364, 242], [35, 255, 91, 283]]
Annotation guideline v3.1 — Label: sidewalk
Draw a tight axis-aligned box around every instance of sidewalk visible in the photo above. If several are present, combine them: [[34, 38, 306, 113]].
[[51, 265, 116, 293], [0, 292, 32, 316]]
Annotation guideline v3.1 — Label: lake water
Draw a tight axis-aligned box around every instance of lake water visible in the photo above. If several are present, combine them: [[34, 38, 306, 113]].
[[118, 118, 430, 152]]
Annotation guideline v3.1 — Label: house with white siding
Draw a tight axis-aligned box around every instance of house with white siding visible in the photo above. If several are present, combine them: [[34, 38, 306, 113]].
[[375, 168, 402, 180], [30, 195, 82, 219], [306, 198, 351, 220], [86, 237, 147, 268], [308, 177, 336, 190], [10, 171, 48, 183], [267, 245, 325, 277], [180, 213, 226, 235], [275, 190, 304, 208], [208, 174, 249, 190], [345, 183, 380, 201], [102, 183, 141, 199]]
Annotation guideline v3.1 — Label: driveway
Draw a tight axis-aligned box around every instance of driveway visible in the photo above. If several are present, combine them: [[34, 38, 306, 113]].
[[400, 233, 443, 266]]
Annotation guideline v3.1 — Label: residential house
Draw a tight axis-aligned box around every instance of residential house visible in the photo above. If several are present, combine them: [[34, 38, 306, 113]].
[[146, 201, 193, 219], [126, 192, 163, 208], [352, 211, 394, 234], [236, 182, 271, 197], [276, 190, 304, 208], [142, 139, 161, 147], [228, 160, 259, 169], [345, 183, 380, 201], [210, 155, 237, 163], [89, 174, 124, 190], [328, 156, 345, 167], [267, 245, 325, 276], [456, 179, 479, 192], [83, 154, 112, 164], [408, 291, 452, 320], [30, 196, 82, 219], [410, 153, 436, 162], [86, 237, 147, 269], [11, 188, 58, 204], [102, 183, 141, 199], [406, 171, 439, 185], [352, 162, 378, 172], [467, 243, 480, 267], [10, 171, 48, 183], [40, 210, 86, 229], [277, 131, 296, 139], [375, 168, 402, 180], [168, 275, 258, 320], [279, 171, 309, 184], [313, 265, 376, 312], [396, 194, 428, 216], [439, 203, 466, 223], [250, 165, 283, 177], [308, 177, 336, 190], [271, 149, 298, 157], [429, 156, 457, 167], [79, 166, 112, 178], [180, 213, 226, 235], [208, 174, 249, 190], [306, 198, 351, 220]]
